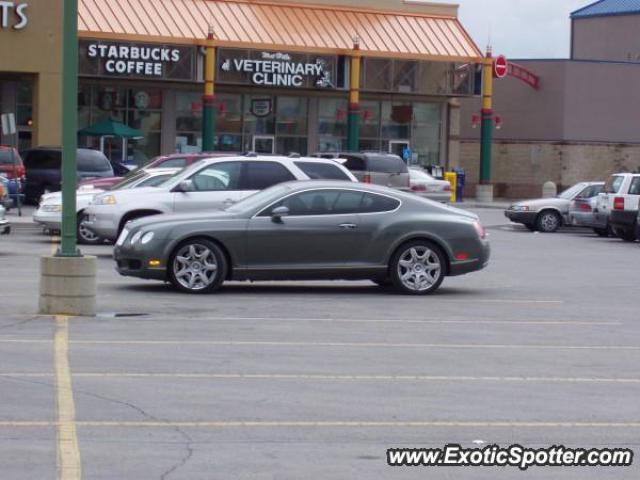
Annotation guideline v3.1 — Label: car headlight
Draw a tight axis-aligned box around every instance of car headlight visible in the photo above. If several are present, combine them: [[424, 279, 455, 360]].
[[510, 205, 530, 212], [129, 231, 143, 245], [94, 194, 117, 205], [41, 204, 62, 212], [140, 232, 154, 244]]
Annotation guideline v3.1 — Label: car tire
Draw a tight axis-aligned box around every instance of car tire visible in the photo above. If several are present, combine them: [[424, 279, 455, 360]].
[[389, 240, 447, 295], [536, 211, 562, 233], [593, 227, 610, 237], [77, 212, 102, 245], [525, 224, 537, 232], [168, 238, 227, 294], [614, 227, 637, 242]]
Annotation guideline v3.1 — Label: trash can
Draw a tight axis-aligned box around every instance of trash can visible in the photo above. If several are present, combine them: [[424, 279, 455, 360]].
[[454, 168, 466, 202], [444, 171, 457, 203]]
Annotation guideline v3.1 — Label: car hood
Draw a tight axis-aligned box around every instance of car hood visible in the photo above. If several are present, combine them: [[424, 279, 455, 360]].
[[41, 189, 103, 204], [97, 186, 165, 202], [512, 198, 570, 209], [127, 210, 243, 231]]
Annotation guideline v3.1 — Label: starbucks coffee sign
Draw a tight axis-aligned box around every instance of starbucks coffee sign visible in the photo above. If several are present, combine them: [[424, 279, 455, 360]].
[[0, 1, 28, 30], [221, 52, 333, 88]]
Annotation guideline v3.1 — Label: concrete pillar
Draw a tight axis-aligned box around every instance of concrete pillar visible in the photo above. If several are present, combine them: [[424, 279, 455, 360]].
[[39, 256, 97, 317], [476, 184, 494, 202]]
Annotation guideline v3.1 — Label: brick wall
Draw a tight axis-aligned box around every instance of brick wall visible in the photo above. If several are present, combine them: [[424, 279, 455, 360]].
[[460, 141, 640, 199]]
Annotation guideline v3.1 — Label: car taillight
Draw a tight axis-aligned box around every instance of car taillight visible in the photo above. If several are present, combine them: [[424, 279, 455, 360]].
[[443, 184, 451, 192], [362, 174, 372, 184], [614, 197, 625, 210], [578, 202, 592, 212], [411, 184, 426, 192], [473, 221, 486, 240]]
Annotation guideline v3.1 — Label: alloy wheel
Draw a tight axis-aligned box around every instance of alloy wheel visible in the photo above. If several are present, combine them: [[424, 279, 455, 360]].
[[397, 246, 442, 292], [538, 212, 560, 233], [172, 243, 219, 291], [78, 220, 100, 244]]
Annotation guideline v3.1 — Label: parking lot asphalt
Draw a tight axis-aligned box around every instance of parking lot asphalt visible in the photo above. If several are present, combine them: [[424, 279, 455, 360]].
[[1, 208, 639, 479]]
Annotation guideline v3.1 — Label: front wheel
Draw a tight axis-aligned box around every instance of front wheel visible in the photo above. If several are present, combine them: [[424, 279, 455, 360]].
[[390, 241, 446, 295], [536, 211, 561, 233], [77, 213, 102, 245], [168, 239, 227, 294], [525, 224, 537, 232]]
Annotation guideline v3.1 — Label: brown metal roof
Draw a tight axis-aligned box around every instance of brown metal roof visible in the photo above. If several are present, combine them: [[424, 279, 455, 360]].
[[78, 0, 481, 62]]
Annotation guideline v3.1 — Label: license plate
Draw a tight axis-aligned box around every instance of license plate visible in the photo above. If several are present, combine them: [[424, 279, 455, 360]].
[[116, 228, 129, 246]]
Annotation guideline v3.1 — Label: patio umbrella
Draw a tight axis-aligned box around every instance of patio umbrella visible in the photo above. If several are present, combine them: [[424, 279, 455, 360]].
[[79, 119, 143, 162]]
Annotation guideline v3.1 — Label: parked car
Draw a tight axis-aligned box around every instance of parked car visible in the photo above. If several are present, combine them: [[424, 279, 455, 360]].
[[22, 147, 114, 203], [77, 152, 234, 191], [567, 182, 606, 235], [34, 168, 180, 244], [0, 204, 9, 235], [0, 146, 26, 196], [409, 167, 451, 202], [84, 155, 357, 242], [0, 175, 10, 209], [594, 173, 640, 242], [313, 152, 410, 190], [114, 181, 490, 295], [504, 182, 604, 233]]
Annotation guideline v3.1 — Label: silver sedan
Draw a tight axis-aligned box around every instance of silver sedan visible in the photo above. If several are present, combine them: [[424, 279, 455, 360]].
[[504, 182, 604, 233], [114, 181, 490, 295], [409, 168, 451, 202]]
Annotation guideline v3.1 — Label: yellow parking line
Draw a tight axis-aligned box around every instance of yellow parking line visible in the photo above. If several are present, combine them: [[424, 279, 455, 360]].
[[54, 315, 81, 480], [64, 340, 640, 351]]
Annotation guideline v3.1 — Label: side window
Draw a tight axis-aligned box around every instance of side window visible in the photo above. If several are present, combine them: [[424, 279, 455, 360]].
[[189, 162, 242, 192], [242, 162, 296, 190], [360, 193, 400, 213], [629, 178, 640, 195], [294, 161, 351, 181], [157, 158, 188, 168], [333, 191, 364, 214], [604, 175, 624, 194], [342, 156, 366, 171], [260, 190, 365, 216]]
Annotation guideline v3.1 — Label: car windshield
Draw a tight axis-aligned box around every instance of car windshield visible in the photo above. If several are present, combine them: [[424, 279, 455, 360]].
[[226, 184, 292, 213], [77, 150, 112, 172], [0, 149, 18, 164], [111, 171, 148, 190], [161, 160, 209, 189], [558, 184, 585, 199]]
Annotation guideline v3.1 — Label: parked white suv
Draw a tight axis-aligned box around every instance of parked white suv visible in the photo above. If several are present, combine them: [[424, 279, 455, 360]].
[[594, 173, 640, 241], [83, 155, 357, 241]]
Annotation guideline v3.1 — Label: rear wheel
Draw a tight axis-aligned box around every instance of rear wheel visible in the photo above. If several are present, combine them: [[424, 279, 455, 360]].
[[536, 211, 561, 233], [169, 239, 227, 294], [390, 241, 446, 295], [614, 227, 637, 242]]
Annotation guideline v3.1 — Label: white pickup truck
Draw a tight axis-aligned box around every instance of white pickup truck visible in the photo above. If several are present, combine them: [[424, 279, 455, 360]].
[[594, 173, 640, 242]]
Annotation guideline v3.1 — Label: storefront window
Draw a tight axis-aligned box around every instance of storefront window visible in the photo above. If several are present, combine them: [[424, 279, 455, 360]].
[[393, 61, 418, 93], [79, 84, 162, 164], [381, 102, 412, 140], [360, 100, 380, 151], [411, 103, 442, 166], [318, 98, 347, 152], [215, 94, 243, 152], [363, 59, 392, 91]]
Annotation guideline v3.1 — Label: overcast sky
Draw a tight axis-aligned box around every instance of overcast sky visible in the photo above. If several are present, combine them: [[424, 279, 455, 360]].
[[452, 0, 592, 59]]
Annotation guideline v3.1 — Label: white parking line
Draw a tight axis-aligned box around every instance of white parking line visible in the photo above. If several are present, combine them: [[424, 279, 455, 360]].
[[1, 421, 639, 429]]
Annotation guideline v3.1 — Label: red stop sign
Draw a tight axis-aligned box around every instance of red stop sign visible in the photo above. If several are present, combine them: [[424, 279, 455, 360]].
[[494, 55, 508, 78]]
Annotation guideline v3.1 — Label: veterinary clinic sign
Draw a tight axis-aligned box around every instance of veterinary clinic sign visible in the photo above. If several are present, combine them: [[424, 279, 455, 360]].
[[0, 1, 28, 30], [221, 52, 333, 88]]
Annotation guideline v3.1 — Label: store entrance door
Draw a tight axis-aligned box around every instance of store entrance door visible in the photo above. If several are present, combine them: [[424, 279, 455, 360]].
[[252, 135, 275, 154], [389, 140, 411, 162]]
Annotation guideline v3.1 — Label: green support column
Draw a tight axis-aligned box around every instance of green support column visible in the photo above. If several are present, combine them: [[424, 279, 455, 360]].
[[58, 0, 80, 257], [346, 38, 361, 152], [202, 28, 216, 152]]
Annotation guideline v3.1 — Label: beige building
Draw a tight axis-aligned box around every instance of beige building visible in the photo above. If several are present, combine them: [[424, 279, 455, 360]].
[[0, 0, 63, 148], [460, 0, 640, 199]]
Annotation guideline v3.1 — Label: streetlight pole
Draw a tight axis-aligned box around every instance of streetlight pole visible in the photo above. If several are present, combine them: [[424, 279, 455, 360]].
[[58, 0, 79, 257]]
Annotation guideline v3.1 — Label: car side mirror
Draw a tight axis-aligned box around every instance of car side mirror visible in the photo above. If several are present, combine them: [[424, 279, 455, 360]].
[[271, 206, 289, 223], [174, 179, 194, 193]]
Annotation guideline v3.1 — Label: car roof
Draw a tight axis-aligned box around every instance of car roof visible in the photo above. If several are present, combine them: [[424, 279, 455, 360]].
[[275, 179, 404, 195]]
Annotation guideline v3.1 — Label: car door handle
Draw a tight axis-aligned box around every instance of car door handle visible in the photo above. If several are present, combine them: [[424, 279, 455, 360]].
[[339, 223, 358, 230], [223, 198, 235, 206]]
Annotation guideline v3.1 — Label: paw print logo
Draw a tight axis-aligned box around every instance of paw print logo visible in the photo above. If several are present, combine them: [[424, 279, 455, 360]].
[[221, 59, 231, 72]]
